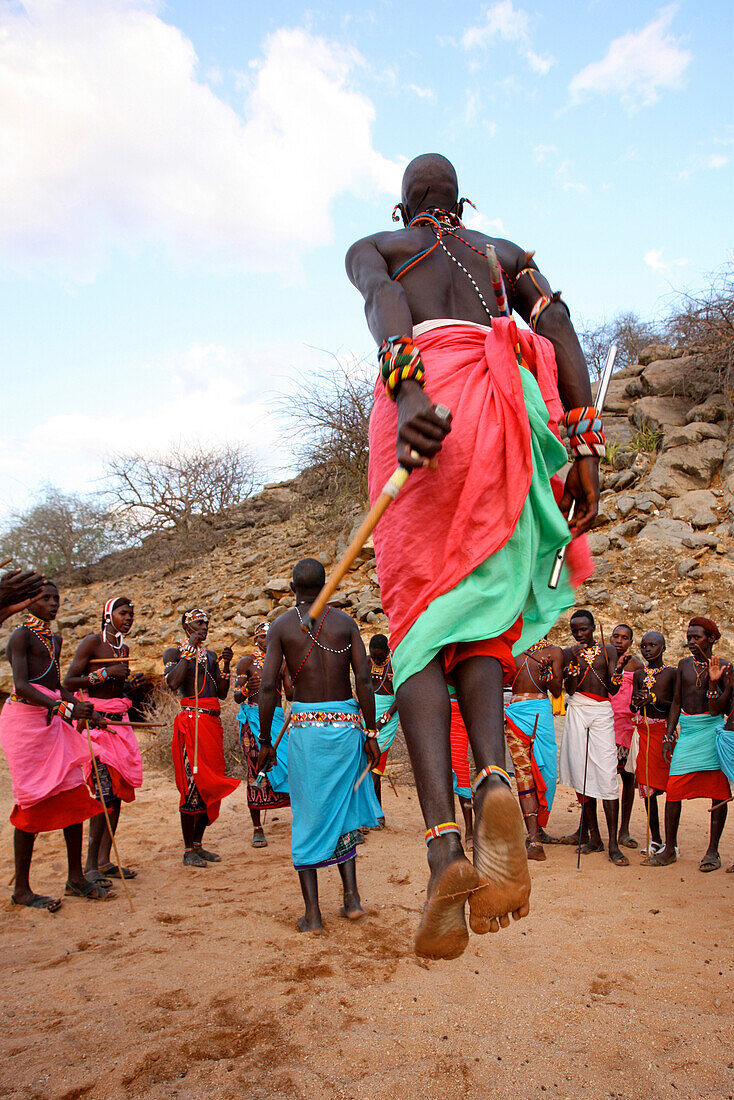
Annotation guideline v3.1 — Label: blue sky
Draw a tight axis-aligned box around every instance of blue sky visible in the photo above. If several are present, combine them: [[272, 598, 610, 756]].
[[0, 0, 731, 515]]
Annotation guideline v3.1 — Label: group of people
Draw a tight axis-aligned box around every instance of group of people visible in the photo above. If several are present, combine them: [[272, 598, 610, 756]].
[[1, 153, 732, 962]]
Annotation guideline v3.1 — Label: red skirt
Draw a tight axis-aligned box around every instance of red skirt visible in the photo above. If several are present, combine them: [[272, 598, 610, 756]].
[[442, 617, 523, 688], [449, 700, 471, 795], [666, 770, 731, 802], [11, 784, 103, 833], [635, 718, 670, 793], [172, 697, 240, 823]]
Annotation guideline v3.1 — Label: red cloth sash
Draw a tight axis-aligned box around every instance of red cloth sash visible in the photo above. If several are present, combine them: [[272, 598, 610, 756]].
[[634, 717, 671, 793], [11, 784, 102, 833], [172, 697, 239, 823], [504, 711, 550, 827], [666, 771, 730, 802], [368, 319, 592, 652]]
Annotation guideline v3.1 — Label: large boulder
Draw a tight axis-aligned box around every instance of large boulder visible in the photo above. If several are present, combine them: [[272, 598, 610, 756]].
[[641, 354, 705, 397], [262, 576, 291, 598], [638, 344, 673, 366], [646, 423, 726, 497], [635, 517, 696, 548], [603, 377, 636, 415], [670, 490, 719, 529], [686, 393, 731, 425], [629, 396, 689, 432]]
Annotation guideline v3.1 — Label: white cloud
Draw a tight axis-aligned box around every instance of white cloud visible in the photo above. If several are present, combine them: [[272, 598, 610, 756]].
[[533, 144, 557, 164], [569, 5, 691, 111], [0, 0, 401, 280], [707, 154, 728, 170], [644, 249, 688, 273], [461, 2, 555, 75], [407, 83, 434, 99], [463, 208, 505, 235]]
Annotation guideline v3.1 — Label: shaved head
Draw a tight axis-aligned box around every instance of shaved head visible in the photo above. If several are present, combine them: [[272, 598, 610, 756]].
[[292, 558, 326, 593], [641, 631, 665, 647], [401, 154, 459, 217]]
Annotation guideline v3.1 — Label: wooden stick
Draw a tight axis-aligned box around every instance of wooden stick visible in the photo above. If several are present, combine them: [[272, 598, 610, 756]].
[[709, 796, 734, 811], [254, 707, 292, 788], [302, 408, 451, 632], [193, 653, 200, 774], [106, 720, 167, 730], [0, 556, 13, 569], [88, 657, 133, 665], [386, 769, 399, 798], [79, 693, 133, 912], [354, 760, 371, 792]]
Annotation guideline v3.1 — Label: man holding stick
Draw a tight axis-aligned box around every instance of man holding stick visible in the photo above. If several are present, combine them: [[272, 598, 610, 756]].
[[163, 609, 239, 868], [257, 560, 382, 933], [65, 596, 146, 882], [630, 632, 675, 857], [346, 153, 596, 958], [0, 582, 113, 908]]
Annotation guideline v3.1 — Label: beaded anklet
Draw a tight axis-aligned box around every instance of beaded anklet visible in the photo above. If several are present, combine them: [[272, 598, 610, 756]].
[[471, 765, 512, 796], [424, 821, 460, 845]]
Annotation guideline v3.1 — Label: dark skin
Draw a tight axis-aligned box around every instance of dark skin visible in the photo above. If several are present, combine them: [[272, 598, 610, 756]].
[[510, 642, 563, 853], [64, 602, 149, 880], [5, 586, 112, 909], [345, 154, 599, 532], [631, 633, 676, 850], [562, 617, 628, 866], [257, 582, 379, 933], [610, 626, 644, 849], [163, 617, 232, 863], [647, 626, 730, 869], [368, 641, 396, 814], [234, 627, 292, 838], [0, 569, 46, 624]]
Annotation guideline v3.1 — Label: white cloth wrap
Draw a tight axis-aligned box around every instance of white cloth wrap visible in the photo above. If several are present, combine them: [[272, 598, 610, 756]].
[[559, 693, 618, 801]]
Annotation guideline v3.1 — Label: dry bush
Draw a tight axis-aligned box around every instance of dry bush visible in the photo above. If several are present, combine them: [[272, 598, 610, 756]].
[[665, 260, 734, 390]]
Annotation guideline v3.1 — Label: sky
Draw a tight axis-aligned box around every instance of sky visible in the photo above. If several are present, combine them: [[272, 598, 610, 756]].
[[0, 0, 731, 516]]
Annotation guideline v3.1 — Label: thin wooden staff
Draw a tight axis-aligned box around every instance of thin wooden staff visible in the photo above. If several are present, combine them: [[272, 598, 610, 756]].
[[254, 706, 293, 788], [78, 692, 133, 912], [386, 769, 399, 798], [643, 709, 652, 855], [193, 651, 200, 774], [709, 796, 734, 811], [301, 409, 451, 632], [577, 725, 591, 871], [106, 720, 167, 730], [0, 556, 14, 568], [88, 657, 133, 665], [354, 760, 372, 792]]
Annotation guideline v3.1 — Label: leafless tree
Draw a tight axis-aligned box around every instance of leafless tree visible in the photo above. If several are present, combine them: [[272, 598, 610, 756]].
[[664, 260, 734, 387], [104, 442, 260, 537], [579, 311, 666, 379], [278, 352, 373, 504], [0, 486, 119, 574]]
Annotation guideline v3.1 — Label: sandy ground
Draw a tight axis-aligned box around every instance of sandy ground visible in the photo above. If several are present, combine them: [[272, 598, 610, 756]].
[[0, 754, 732, 1100]]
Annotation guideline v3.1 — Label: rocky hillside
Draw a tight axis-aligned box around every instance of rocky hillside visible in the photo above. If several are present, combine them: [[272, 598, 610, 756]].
[[1, 343, 732, 694]]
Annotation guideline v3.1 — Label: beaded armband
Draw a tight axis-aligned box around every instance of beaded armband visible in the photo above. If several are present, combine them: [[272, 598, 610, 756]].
[[180, 644, 197, 660], [564, 406, 606, 460], [378, 335, 426, 401], [529, 290, 570, 332], [88, 667, 109, 686], [425, 821, 460, 845], [52, 700, 75, 721], [364, 728, 378, 740], [610, 670, 624, 687]]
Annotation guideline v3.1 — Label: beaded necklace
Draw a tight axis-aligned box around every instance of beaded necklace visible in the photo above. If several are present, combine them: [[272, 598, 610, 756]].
[[691, 657, 709, 688], [370, 655, 393, 691], [404, 211, 494, 319], [22, 614, 60, 681], [643, 664, 672, 692], [295, 606, 351, 655], [101, 627, 125, 658]]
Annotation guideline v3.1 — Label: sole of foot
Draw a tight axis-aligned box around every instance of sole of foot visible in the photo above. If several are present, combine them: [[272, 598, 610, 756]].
[[469, 781, 531, 936], [526, 842, 546, 862], [414, 856, 478, 960], [340, 905, 365, 921], [297, 915, 323, 934]]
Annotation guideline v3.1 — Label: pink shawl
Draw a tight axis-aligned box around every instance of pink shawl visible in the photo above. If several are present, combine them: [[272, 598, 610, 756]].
[[0, 686, 89, 808], [82, 696, 143, 789]]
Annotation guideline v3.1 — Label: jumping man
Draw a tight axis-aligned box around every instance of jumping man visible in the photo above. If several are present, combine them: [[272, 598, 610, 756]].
[[347, 153, 597, 959], [163, 609, 239, 867]]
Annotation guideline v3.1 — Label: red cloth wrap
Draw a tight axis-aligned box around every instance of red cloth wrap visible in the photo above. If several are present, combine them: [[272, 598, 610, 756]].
[[172, 697, 239, 823], [610, 670, 635, 750], [449, 699, 471, 793], [11, 785, 102, 833], [634, 717, 671, 793], [504, 711, 550, 828], [666, 771, 730, 802], [368, 319, 592, 653], [443, 620, 523, 687]]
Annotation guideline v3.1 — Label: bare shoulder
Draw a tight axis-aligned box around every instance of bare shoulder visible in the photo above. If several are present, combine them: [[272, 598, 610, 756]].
[[236, 654, 252, 673], [163, 645, 180, 663]]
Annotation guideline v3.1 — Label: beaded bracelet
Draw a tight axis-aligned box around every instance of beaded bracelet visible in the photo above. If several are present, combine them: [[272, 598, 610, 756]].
[[180, 644, 197, 660], [88, 667, 109, 686], [52, 700, 75, 721], [564, 405, 606, 459], [364, 728, 378, 740], [378, 335, 426, 401]]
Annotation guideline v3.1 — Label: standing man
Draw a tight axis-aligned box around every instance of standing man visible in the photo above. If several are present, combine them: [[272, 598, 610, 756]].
[[346, 153, 595, 958], [257, 559, 382, 935], [631, 632, 676, 857], [559, 610, 629, 866], [64, 596, 144, 882], [646, 618, 731, 871], [235, 622, 290, 849], [505, 636, 564, 860], [609, 624, 644, 850], [368, 634, 398, 823], [0, 582, 112, 908], [163, 609, 239, 867]]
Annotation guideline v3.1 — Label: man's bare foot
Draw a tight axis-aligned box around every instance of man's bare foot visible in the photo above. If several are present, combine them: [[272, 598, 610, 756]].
[[469, 778, 531, 935], [642, 846, 677, 867], [559, 831, 581, 846], [526, 840, 546, 862], [414, 835, 478, 960], [297, 910, 323, 934], [340, 893, 365, 921], [11, 891, 62, 912]]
